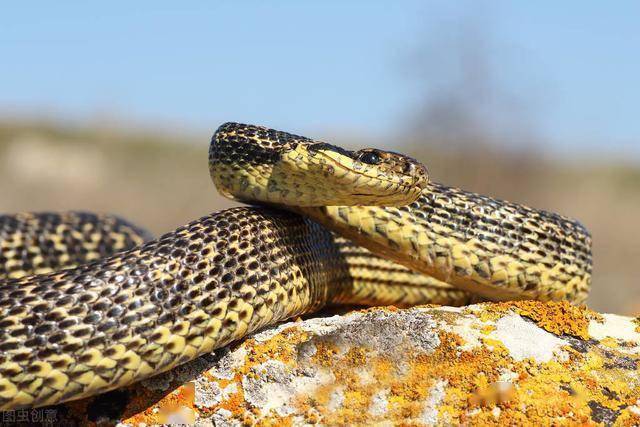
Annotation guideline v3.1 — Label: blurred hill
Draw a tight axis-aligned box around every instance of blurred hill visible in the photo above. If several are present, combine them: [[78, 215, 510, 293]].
[[0, 119, 238, 232], [0, 119, 638, 315]]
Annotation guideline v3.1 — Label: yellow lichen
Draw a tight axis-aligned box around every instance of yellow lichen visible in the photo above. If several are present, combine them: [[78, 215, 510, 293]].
[[122, 381, 196, 426], [474, 300, 593, 339], [231, 306, 638, 425], [55, 303, 640, 426]]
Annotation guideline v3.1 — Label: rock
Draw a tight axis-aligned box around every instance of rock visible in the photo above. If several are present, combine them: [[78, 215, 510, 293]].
[[51, 301, 640, 425]]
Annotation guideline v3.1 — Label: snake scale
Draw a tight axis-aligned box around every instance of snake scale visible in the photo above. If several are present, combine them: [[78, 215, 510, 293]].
[[0, 123, 591, 410]]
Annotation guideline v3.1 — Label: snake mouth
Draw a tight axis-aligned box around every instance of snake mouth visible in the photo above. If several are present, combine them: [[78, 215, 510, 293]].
[[311, 149, 426, 191], [349, 181, 422, 203]]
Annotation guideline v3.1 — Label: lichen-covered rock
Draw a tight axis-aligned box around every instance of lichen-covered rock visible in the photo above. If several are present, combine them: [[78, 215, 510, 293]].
[[53, 301, 639, 426]]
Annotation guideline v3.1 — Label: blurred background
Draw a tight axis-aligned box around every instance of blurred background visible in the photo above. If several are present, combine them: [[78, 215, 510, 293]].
[[1, 2, 638, 314]]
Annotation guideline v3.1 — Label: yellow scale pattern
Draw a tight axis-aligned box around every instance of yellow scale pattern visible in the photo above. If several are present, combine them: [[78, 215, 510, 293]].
[[302, 181, 591, 304]]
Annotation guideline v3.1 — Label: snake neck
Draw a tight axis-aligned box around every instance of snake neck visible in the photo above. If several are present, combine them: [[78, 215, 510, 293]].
[[298, 182, 592, 303]]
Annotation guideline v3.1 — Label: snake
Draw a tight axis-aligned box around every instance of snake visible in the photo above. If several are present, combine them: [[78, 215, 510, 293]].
[[0, 122, 592, 410]]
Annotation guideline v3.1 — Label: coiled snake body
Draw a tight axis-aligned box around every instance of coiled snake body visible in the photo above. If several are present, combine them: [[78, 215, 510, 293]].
[[0, 123, 591, 409]]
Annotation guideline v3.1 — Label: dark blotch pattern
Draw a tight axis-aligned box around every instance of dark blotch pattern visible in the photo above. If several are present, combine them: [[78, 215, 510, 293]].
[[0, 207, 350, 409], [0, 212, 152, 279]]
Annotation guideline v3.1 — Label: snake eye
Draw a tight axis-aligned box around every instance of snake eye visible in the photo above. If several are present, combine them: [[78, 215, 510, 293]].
[[357, 151, 381, 165]]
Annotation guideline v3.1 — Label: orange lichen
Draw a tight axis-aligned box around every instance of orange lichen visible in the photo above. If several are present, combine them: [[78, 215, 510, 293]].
[[122, 381, 196, 426], [311, 340, 340, 368], [359, 305, 401, 314], [53, 303, 640, 425], [207, 305, 639, 425], [475, 300, 593, 339], [217, 375, 247, 418], [468, 382, 516, 407], [243, 328, 310, 370]]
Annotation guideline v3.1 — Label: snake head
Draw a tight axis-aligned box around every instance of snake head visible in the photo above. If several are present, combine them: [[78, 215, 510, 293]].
[[289, 143, 429, 206], [210, 122, 428, 207]]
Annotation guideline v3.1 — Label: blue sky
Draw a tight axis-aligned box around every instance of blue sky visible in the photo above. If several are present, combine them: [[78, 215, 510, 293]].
[[1, 1, 639, 157]]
